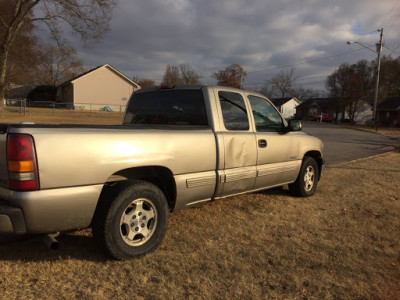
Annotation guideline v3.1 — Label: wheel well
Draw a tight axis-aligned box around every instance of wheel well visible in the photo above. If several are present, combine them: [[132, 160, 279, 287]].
[[304, 151, 323, 180], [101, 166, 176, 211]]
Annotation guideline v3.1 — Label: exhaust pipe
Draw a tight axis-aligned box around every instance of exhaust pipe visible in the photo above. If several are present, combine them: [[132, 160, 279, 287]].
[[43, 233, 59, 250]]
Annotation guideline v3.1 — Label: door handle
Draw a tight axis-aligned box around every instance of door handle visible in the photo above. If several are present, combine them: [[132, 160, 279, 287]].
[[258, 139, 267, 148]]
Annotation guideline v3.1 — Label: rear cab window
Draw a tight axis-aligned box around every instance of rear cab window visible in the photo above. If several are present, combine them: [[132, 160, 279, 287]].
[[124, 89, 209, 126]]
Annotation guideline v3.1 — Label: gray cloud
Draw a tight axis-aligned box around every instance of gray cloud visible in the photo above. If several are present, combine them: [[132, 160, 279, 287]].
[[50, 0, 399, 90]]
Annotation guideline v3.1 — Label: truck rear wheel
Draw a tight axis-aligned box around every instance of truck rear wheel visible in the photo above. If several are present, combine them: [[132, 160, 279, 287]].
[[289, 156, 319, 197], [93, 180, 169, 260]]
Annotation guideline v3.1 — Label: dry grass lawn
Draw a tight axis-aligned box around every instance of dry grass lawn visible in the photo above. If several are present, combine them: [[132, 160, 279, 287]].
[[0, 151, 399, 299], [0, 108, 399, 298]]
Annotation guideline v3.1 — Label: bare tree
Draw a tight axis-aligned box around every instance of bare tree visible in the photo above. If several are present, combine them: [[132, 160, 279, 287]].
[[259, 82, 273, 98], [326, 64, 353, 120], [37, 45, 84, 86], [178, 64, 200, 84], [375, 55, 400, 101], [326, 62, 374, 122], [271, 69, 295, 99], [0, 1, 42, 90], [137, 79, 155, 89], [213, 64, 247, 89], [161, 64, 200, 86], [326, 56, 400, 123], [291, 87, 320, 101], [161, 64, 183, 86], [0, 0, 117, 106]]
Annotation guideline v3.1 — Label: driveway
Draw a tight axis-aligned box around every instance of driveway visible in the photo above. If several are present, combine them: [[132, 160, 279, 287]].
[[302, 122, 399, 165]]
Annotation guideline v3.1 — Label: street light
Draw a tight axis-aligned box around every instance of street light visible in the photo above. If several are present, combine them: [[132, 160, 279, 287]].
[[346, 41, 375, 51], [347, 28, 383, 127]]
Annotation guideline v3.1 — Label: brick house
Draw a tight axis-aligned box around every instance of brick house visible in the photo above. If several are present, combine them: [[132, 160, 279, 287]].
[[376, 97, 400, 126], [295, 98, 336, 120]]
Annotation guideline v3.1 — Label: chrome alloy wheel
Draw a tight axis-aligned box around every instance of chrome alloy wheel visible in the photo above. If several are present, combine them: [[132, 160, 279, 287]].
[[119, 198, 158, 246], [303, 165, 315, 192]]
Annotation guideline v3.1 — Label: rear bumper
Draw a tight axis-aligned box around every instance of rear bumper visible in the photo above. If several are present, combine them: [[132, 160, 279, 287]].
[[0, 202, 26, 234], [0, 184, 103, 234]]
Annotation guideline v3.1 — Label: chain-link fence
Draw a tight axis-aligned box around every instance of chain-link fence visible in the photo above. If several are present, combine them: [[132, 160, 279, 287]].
[[4, 99, 126, 116]]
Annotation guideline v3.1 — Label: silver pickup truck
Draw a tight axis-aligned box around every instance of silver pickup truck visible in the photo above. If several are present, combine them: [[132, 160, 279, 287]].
[[0, 85, 323, 260]]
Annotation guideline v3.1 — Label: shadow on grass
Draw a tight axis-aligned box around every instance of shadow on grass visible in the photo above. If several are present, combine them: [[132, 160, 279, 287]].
[[0, 188, 297, 262], [255, 186, 292, 197], [0, 231, 107, 262]]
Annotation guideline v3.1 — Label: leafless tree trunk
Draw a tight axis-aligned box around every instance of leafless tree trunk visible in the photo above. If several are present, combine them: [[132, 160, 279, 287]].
[[37, 45, 83, 85], [179, 64, 200, 85], [0, 0, 117, 107], [162, 64, 183, 86], [271, 69, 295, 99]]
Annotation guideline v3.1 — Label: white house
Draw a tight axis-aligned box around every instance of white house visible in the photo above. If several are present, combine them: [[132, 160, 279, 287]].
[[57, 64, 140, 111], [271, 97, 301, 119]]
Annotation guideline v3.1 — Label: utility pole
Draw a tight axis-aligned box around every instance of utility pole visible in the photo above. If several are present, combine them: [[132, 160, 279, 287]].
[[373, 28, 383, 128]]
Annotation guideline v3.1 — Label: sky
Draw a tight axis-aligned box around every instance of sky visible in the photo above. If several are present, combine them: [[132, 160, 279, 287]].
[[37, 0, 400, 93]]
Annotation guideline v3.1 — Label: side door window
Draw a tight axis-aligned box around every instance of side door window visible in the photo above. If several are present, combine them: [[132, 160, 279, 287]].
[[248, 95, 283, 132], [219, 91, 250, 131]]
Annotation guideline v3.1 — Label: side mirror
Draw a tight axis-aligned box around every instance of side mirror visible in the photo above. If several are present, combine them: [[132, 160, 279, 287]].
[[288, 119, 302, 131]]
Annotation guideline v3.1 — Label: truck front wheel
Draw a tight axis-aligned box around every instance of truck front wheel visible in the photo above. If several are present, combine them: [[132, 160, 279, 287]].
[[289, 156, 319, 197], [93, 180, 169, 260]]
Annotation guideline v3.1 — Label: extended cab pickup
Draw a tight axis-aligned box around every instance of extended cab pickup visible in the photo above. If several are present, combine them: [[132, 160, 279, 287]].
[[0, 85, 323, 259]]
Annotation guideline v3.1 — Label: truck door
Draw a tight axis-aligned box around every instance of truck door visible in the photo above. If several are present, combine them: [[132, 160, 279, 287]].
[[247, 95, 301, 189], [214, 90, 257, 197]]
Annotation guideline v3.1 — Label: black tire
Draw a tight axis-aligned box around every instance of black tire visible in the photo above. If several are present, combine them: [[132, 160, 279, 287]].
[[92, 180, 169, 260], [289, 156, 319, 197]]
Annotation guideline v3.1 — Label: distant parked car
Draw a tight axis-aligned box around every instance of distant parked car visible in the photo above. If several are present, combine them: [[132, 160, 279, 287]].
[[311, 113, 333, 122]]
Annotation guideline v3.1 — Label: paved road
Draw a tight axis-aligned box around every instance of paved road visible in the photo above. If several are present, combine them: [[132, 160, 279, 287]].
[[302, 122, 399, 165]]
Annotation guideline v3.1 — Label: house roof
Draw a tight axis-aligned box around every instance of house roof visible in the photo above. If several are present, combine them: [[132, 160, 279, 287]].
[[377, 97, 400, 110], [59, 64, 140, 89], [271, 97, 300, 107], [296, 98, 337, 110]]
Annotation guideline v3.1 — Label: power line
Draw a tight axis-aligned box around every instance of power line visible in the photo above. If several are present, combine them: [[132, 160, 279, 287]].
[[389, 41, 400, 56], [245, 48, 363, 75], [385, 0, 400, 35], [296, 74, 331, 82], [243, 74, 330, 88], [135, 47, 366, 86], [292, 80, 326, 87], [244, 79, 328, 89]]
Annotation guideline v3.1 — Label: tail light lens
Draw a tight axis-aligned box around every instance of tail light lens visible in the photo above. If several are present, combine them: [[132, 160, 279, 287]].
[[7, 134, 40, 191]]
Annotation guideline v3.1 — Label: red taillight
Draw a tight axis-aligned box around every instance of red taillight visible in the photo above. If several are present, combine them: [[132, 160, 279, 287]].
[[7, 134, 40, 191]]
